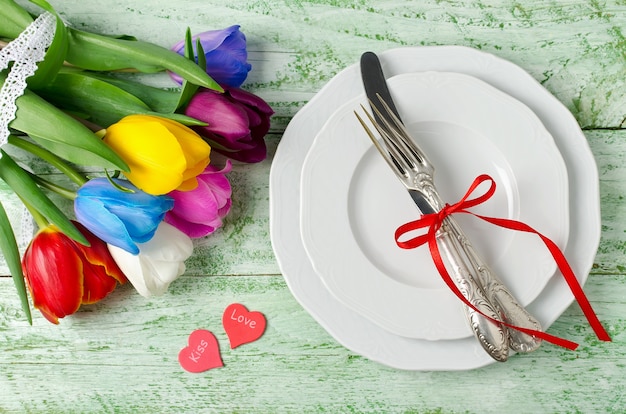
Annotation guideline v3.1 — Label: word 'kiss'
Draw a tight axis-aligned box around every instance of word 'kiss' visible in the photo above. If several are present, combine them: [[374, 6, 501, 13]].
[[178, 329, 223, 373]]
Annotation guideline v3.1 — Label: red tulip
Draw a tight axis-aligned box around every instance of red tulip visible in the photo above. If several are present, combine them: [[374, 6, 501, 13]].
[[22, 222, 127, 324]]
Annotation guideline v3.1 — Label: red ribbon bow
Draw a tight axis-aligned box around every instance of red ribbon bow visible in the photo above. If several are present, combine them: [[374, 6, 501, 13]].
[[394, 174, 611, 350]]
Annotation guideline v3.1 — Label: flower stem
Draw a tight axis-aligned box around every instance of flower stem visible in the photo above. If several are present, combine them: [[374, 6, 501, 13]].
[[8, 135, 88, 185], [17, 195, 49, 230], [26, 172, 77, 201]]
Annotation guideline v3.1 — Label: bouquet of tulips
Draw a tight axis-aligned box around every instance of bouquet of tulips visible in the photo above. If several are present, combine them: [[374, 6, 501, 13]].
[[0, 0, 273, 324]]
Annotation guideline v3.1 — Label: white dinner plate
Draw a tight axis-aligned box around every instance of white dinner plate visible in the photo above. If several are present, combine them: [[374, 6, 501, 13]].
[[269, 46, 600, 370], [300, 72, 569, 340]]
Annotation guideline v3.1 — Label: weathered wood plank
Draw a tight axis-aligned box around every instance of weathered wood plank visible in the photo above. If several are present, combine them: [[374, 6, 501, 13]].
[[0, 273, 623, 413], [14, 0, 626, 129], [589, 129, 626, 274]]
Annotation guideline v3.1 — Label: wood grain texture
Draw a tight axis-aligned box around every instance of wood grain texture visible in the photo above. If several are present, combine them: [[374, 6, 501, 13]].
[[2, 0, 626, 412]]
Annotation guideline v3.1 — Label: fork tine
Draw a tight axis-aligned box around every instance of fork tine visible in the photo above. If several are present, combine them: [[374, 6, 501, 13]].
[[354, 109, 389, 162], [366, 97, 424, 173], [354, 108, 405, 177], [356, 106, 412, 177], [375, 95, 431, 168], [362, 103, 413, 172]]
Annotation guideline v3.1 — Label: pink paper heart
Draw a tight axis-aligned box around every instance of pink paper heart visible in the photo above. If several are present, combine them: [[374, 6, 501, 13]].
[[222, 303, 266, 349], [178, 329, 223, 373]]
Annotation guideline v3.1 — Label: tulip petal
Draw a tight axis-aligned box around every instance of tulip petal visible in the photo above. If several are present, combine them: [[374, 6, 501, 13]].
[[164, 161, 233, 238], [107, 205, 165, 244], [74, 221, 127, 285], [170, 182, 220, 222], [80, 263, 118, 304], [164, 213, 217, 239], [158, 117, 211, 187], [231, 142, 268, 163], [107, 245, 149, 296], [75, 196, 140, 255], [171, 25, 239, 55], [170, 25, 251, 87], [204, 49, 251, 87], [22, 228, 83, 324], [187, 92, 251, 140], [228, 87, 274, 116], [70, 222, 126, 304], [105, 119, 187, 195], [108, 223, 193, 297], [104, 115, 211, 194], [75, 178, 174, 254], [184, 88, 272, 163]]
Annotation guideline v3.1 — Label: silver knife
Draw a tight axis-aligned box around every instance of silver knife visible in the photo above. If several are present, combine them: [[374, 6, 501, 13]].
[[360, 51, 542, 359]]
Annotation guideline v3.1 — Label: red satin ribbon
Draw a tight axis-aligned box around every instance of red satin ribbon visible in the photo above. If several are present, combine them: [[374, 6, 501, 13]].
[[394, 174, 611, 350]]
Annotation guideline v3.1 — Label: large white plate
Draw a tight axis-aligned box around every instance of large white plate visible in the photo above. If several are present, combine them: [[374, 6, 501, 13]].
[[300, 72, 569, 340], [269, 46, 601, 370]]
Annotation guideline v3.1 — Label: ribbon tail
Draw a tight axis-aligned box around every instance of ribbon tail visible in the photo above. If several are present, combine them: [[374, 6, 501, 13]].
[[426, 230, 580, 350], [474, 213, 611, 342]]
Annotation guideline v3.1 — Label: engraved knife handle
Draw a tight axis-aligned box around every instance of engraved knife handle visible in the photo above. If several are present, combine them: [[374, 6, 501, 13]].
[[436, 224, 510, 362], [445, 215, 543, 353], [420, 180, 543, 354]]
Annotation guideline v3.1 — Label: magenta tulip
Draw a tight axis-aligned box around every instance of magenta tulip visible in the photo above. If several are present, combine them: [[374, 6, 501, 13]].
[[185, 87, 273, 163], [164, 161, 233, 238]]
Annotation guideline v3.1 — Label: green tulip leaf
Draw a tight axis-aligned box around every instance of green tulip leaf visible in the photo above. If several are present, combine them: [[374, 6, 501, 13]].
[[151, 112, 208, 126], [24, 0, 68, 90], [8, 135, 88, 186], [38, 71, 207, 126], [38, 71, 153, 127], [0, 201, 32, 324], [0, 150, 87, 245], [0, 0, 34, 39], [2, 75, 129, 171], [79, 74, 207, 125], [65, 28, 222, 92], [83, 73, 181, 113], [175, 29, 202, 111]]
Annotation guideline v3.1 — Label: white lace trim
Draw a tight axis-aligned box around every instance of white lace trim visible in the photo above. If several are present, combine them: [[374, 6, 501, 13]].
[[0, 12, 57, 158], [19, 201, 35, 250], [0, 12, 57, 248]]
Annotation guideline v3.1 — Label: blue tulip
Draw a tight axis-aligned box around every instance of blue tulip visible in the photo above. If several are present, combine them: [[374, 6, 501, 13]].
[[74, 178, 174, 254], [170, 25, 252, 88]]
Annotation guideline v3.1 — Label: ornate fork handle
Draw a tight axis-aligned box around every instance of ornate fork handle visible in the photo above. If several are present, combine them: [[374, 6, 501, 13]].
[[435, 220, 510, 361], [422, 182, 543, 353]]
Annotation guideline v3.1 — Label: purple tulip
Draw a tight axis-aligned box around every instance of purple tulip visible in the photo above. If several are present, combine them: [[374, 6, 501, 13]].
[[185, 87, 274, 163], [164, 161, 233, 238], [170, 25, 252, 88]]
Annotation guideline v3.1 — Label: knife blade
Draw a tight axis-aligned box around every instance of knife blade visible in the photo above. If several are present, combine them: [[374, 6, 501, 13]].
[[360, 52, 437, 216], [360, 51, 517, 361]]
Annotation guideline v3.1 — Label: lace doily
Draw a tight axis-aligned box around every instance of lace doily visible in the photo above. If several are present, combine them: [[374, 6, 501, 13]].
[[0, 12, 57, 158]]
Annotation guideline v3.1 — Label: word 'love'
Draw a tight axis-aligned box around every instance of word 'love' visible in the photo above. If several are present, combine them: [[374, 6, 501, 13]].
[[222, 303, 266, 349]]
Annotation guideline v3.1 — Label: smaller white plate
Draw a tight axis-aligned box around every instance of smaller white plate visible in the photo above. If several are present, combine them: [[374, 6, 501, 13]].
[[300, 72, 569, 340]]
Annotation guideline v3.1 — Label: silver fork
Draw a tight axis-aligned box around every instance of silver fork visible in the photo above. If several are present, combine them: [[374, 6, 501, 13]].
[[355, 98, 542, 359]]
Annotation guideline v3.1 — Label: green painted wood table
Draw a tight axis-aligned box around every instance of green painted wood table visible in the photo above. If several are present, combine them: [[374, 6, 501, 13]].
[[1, 1, 625, 412]]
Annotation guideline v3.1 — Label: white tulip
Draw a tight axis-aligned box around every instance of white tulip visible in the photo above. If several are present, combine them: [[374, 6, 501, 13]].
[[108, 222, 193, 297]]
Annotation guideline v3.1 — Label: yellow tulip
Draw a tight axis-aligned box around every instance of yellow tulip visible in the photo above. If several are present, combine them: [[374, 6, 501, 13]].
[[103, 115, 211, 195]]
